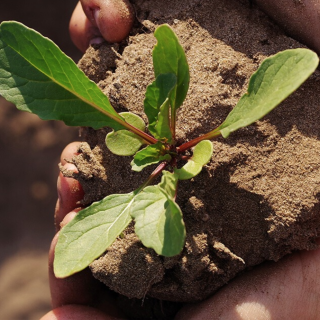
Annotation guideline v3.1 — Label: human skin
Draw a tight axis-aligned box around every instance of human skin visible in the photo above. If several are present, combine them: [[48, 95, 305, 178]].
[[254, 0, 320, 55], [42, 0, 320, 319], [69, 0, 134, 52]]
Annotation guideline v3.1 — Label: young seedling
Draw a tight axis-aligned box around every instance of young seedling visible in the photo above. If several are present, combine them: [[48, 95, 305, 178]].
[[0, 21, 318, 278]]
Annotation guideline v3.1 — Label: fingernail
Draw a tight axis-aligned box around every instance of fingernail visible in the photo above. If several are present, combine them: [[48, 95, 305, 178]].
[[57, 163, 78, 201], [63, 163, 78, 172], [89, 37, 105, 45], [60, 210, 79, 228]]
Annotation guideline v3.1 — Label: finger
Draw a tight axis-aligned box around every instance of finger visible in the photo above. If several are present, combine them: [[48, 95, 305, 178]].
[[49, 229, 102, 309], [176, 246, 320, 319], [253, 0, 320, 54], [70, 0, 134, 52], [49, 215, 125, 318], [40, 305, 114, 320], [69, 2, 103, 52], [60, 141, 82, 165], [55, 143, 84, 228], [55, 163, 84, 229], [80, 0, 134, 43]]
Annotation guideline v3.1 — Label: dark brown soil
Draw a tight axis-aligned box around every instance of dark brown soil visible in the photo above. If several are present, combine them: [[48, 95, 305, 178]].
[[60, 0, 320, 314]]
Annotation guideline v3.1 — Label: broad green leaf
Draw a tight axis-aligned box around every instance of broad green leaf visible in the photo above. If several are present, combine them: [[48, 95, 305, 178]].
[[217, 49, 319, 138], [0, 21, 126, 130], [54, 192, 135, 278], [153, 25, 189, 114], [159, 170, 179, 198], [131, 142, 171, 172], [144, 73, 176, 141], [106, 112, 146, 156], [131, 171, 185, 256], [176, 140, 213, 180]]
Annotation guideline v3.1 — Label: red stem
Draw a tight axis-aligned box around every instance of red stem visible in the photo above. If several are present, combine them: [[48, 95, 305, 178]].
[[137, 161, 168, 192], [95, 107, 157, 145], [177, 129, 221, 153], [123, 122, 158, 145]]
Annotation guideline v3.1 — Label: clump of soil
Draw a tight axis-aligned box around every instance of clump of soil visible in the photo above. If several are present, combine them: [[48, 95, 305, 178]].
[[64, 0, 320, 316]]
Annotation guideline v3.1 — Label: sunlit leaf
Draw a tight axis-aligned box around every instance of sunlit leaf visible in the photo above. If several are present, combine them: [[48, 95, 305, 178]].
[[0, 21, 127, 130], [176, 140, 213, 180], [54, 192, 135, 278], [131, 171, 185, 256], [153, 25, 189, 114], [131, 142, 171, 172], [105, 112, 146, 156], [217, 49, 319, 138]]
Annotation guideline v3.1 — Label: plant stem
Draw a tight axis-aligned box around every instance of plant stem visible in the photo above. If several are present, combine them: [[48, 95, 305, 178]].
[[171, 109, 176, 142], [124, 121, 158, 145], [137, 161, 168, 193], [177, 129, 221, 153], [91, 105, 157, 145]]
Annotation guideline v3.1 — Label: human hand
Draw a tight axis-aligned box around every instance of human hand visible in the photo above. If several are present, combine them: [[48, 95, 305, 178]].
[[69, 0, 134, 52], [41, 143, 320, 320], [176, 244, 320, 319], [41, 142, 126, 320], [250, 0, 320, 54], [41, 1, 320, 318]]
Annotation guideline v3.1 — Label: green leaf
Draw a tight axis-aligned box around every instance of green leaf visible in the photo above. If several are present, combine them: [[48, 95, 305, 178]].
[[0, 21, 126, 130], [144, 73, 176, 142], [131, 171, 185, 256], [217, 49, 319, 138], [159, 170, 179, 198], [176, 140, 213, 180], [54, 192, 135, 278], [106, 112, 146, 156], [131, 142, 171, 172], [153, 25, 189, 114], [121, 112, 146, 130], [154, 98, 173, 143]]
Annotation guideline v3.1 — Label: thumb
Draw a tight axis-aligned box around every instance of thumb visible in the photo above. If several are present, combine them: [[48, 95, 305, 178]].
[[70, 0, 134, 52]]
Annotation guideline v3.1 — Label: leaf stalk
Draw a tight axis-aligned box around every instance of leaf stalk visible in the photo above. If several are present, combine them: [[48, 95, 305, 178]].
[[177, 129, 221, 153], [137, 161, 168, 193], [123, 121, 158, 145]]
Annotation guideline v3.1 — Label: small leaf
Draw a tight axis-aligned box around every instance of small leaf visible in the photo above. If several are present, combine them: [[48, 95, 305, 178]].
[[131, 142, 171, 172], [131, 171, 185, 256], [217, 49, 319, 138], [0, 21, 127, 130], [106, 112, 146, 156], [176, 140, 213, 180], [54, 192, 135, 278], [153, 25, 189, 113], [154, 98, 173, 142], [121, 112, 146, 129], [144, 73, 176, 142]]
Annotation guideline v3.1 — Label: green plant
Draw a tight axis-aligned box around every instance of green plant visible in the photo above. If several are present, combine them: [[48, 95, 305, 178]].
[[0, 21, 318, 278]]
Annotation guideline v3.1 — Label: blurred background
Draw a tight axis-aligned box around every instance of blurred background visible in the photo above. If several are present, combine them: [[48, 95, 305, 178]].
[[0, 1, 82, 318]]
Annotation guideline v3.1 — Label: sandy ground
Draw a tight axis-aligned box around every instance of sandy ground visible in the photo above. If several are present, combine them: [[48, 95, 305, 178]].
[[0, 1, 80, 319]]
